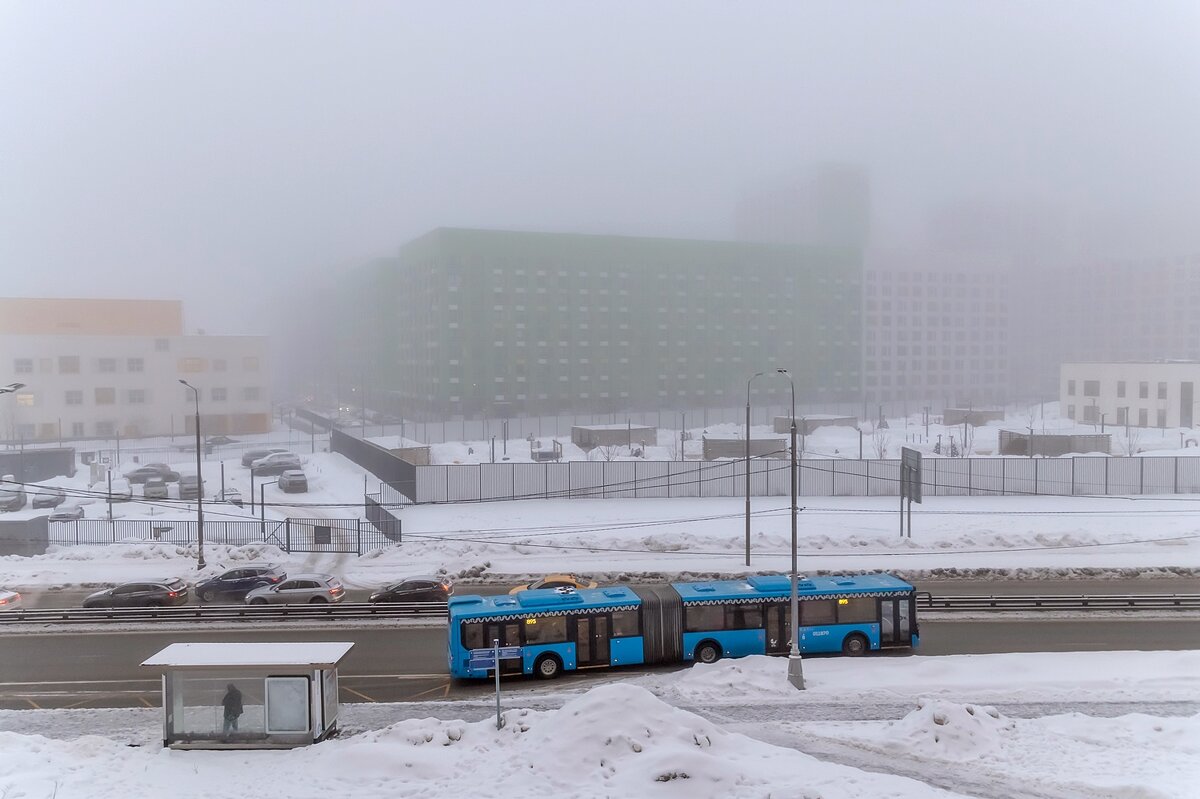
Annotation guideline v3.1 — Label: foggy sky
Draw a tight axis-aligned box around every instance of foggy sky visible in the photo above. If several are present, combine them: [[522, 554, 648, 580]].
[[2, 1, 1198, 335]]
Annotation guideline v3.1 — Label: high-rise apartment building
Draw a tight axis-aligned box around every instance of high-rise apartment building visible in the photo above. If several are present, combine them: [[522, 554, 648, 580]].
[[735, 164, 871, 251]]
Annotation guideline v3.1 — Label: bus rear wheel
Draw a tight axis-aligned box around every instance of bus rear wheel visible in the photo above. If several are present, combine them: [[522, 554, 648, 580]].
[[534, 654, 562, 680], [841, 633, 869, 656], [694, 641, 722, 664]]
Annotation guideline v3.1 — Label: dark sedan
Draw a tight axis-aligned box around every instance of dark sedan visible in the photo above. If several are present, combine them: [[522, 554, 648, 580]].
[[123, 464, 181, 484], [82, 578, 189, 608], [369, 576, 453, 603], [195, 565, 286, 603]]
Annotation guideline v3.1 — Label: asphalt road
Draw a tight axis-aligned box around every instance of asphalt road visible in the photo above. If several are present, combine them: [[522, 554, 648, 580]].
[[1, 617, 1196, 711]]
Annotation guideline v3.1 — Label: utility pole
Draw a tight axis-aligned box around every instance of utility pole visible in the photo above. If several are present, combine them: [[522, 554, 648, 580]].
[[775, 369, 803, 690]]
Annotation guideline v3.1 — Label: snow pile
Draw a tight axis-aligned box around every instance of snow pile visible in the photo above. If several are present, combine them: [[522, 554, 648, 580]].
[[0, 683, 954, 799], [885, 699, 1013, 761]]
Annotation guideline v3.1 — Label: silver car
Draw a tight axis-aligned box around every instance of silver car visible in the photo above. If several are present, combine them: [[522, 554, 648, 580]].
[[244, 573, 345, 605]]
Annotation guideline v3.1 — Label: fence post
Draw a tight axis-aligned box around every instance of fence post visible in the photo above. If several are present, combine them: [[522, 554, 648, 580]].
[[1104, 458, 1109, 494], [968, 458, 973, 496], [1140, 458, 1145, 495], [1033, 459, 1038, 495], [1175, 456, 1180, 494], [1001, 457, 1006, 496], [478, 463, 482, 503], [865, 460, 870, 497], [602, 461, 606, 500], [285, 518, 291, 552], [356, 518, 362, 556]]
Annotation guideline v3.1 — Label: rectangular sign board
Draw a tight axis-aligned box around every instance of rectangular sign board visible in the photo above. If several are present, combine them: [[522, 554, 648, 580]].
[[900, 447, 923, 504], [470, 646, 523, 662]]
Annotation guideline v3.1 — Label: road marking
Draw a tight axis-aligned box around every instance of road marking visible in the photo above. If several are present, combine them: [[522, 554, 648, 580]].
[[341, 686, 376, 703], [140, 697, 155, 708], [406, 682, 452, 700], [24, 698, 41, 710]]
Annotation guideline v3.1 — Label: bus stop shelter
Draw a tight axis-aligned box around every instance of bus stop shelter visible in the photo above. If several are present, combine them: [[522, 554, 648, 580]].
[[142, 641, 354, 749]]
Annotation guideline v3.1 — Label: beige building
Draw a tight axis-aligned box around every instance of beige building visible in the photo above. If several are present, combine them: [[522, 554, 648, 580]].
[[1060, 361, 1199, 429], [1, 298, 270, 440]]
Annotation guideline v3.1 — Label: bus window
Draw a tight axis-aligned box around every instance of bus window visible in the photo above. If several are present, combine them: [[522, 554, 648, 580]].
[[724, 604, 763, 630], [836, 596, 876, 624], [462, 621, 483, 651], [611, 609, 640, 637], [801, 599, 836, 626], [684, 604, 724, 632], [524, 615, 567, 644]]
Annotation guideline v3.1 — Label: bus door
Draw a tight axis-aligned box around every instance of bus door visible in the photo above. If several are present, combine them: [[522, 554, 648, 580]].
[[574, 615, 610, 667], [482, 621, 524, 674], [765, 603, 790, 655], [878, 598, 913, 647]]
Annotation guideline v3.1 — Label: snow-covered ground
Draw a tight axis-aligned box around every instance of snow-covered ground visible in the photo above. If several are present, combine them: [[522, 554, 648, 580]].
[[0, 651, 1196, 798]]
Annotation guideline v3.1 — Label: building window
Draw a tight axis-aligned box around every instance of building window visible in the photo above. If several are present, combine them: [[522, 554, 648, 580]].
[[14, 358, 32, 374], [1158, 381, 1167, 400], [242, 356, 260, 372], [127, 358, 144, 372], [1067, 379, 1075, 396], [1117, 381, 1126, 398], [1157, 409, 1167, 428], [1082, 404, 1098, 423], [65, 390, 83, 406], [1083, 380, 1100, 397], [211, 387, 227, 401], [94, 387, 116, 405], [155, 338, 169, 352], [1116, 407, 1128, 425], [1067, 405, 1075, 420], [242, 386, 261, 401], [127, 389, 146, 404], [98, 358, 117, 373], [95, 421, 115, 437], [15, 393, 34, 407], [1138, 408, 1148, 427], [59, 356, 80, 374], [71, 422, 85, 437], [1139, 382, 1149, 399], [179, 357, 206, 373]]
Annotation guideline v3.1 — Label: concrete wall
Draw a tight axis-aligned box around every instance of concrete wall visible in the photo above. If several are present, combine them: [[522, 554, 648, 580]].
[[943, 409, 1006, 427], [773, 415, 858, 435], [703, 437, 786, 460]]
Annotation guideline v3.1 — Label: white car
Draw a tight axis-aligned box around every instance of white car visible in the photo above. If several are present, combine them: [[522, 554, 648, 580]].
[[0, 588, 22, 611]]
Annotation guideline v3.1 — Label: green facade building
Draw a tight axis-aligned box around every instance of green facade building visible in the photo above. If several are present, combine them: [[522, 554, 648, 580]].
[[357, 228, 862, 418]]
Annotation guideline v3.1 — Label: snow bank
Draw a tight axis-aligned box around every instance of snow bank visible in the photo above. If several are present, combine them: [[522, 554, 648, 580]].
[[886, 699, 1012, 761]]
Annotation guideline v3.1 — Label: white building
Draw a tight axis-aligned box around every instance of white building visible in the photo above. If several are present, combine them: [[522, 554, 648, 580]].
[[0, 298, 271, 441], [1060, 361, 1199, 429]]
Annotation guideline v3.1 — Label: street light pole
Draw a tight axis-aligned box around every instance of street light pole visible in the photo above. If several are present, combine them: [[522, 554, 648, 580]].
[[745, 372, 765, 568], [775, 369, 803, 690], [260, 479, 279, 535], [179, 380, 206, 569]]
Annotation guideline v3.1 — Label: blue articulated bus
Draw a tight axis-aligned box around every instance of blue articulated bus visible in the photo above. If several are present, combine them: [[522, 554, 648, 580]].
[[448, 573, 918, 680]]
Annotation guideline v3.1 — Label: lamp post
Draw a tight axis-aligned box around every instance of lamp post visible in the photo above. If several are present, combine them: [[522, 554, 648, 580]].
[[775, 368, 803, 690], [178, 380, 206, 569], [745, 372, 765, 568], [260, 479, 279, 535]]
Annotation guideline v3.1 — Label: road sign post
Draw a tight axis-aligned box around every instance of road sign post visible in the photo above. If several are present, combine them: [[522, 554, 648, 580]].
[[900, 447, 923, 538], [470, 642, 523, 729]]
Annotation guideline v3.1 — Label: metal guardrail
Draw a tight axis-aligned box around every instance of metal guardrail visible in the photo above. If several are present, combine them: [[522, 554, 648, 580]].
[[0, 601, 449, 624], [3, 594, 1198, 626], [916, 592, 1200, 611]]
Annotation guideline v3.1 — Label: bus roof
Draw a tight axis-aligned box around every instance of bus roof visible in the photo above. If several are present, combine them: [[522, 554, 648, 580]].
[[671, 573, 913, 603], [449, 585, 641, 620]]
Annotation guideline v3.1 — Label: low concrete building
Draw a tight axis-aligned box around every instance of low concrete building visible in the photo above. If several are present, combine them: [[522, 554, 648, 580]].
[[1061, 361, 1199, 430], [943, 408, 1006, 427], [571, 424, 657, 450], [773, 415, 857, 435], [703, 436, 787, 460], [998, 430, 1111, 456]]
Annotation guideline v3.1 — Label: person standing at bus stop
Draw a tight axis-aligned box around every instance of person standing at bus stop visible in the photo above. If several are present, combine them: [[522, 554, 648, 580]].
[[222, 683, 243, 734]]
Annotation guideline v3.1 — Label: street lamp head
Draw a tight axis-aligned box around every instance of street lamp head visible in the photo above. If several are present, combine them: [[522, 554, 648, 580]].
[[0, 382, 26, 394], [776, 368, 788, 375]]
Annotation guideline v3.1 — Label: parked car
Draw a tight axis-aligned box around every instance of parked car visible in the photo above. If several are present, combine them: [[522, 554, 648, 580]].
[[179, 475, 205, 500], [508, 574, 599, 594], [369, 576, 453, 603], [0, 476, 26, 512], [48, 504, 84, 522], [250, 452, 302, 476], [107, 478, 133, 502], [0, 587, 22, 611], [143, 478, 169, 500], [123, 463, 181, 484], [277, 470, 308, 493], [31, 486, 67, 509], [215, 488, 243, 507], [241, 447, 290, 468], [206, 435, 238, 446], [82, 578, 189, 608], [244, 573, 345, 605], [196, 565, 286, 603]]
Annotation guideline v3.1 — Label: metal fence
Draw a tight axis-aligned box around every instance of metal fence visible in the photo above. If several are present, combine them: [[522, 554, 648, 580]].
[[365, 493, 403, 542], [42, 517, 394, 555], [331, 428, 417, 501], [411, 455, 1200, 503]]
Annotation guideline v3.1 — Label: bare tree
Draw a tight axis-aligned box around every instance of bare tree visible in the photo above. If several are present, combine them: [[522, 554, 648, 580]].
[[870, 424, 891, 459], [957, 424, 975, 457], [1117, 425, 1144, 456], [590, 444, 623, 462]]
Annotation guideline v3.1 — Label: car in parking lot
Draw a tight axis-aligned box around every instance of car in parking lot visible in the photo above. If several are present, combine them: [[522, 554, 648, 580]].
[[508, 574, 599, 594], [196, 565, 286, 603], [369, 576, 453, 603], [48, 504, 84, 522], [215, 488, 243, 507], [31, 486, 67, 508], [0, 476, 26, 512], [250, 452, 302, 476], [82, 578, 189, 608], [0, 588, 22, 611], [277, 470, 308, 493], [143, 478, 169, 500], [107, 478, 133, 502], [123, 463, 181, 484], [244, 573, 345, 605], [178, 475, 205, 500], [241, 447, 290, 468]]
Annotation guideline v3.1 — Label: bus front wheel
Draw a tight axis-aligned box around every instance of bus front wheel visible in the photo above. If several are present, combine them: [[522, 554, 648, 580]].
[[694, 641, 722, 664], [534, 654, 562, 680], [841, 633, 869, 656]]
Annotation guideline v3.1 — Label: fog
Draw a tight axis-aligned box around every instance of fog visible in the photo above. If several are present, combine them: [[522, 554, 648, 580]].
[[2, 1, 1198, 342]]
